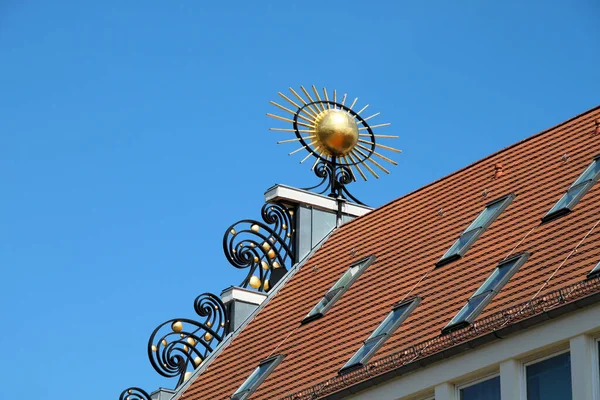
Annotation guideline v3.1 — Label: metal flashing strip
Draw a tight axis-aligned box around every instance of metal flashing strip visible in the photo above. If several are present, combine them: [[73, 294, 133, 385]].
[[281, 275, 600, 400], [169, 225, 339, 400]]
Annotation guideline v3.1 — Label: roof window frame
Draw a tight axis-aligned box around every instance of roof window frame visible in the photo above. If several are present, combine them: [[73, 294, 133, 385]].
[[230, 354, 285, 400], [339, 297, 421, 374], [436, 194, 515, 268], [542, 154, 600, 223], [442, 252, 529, 334], [587, 260, 600, 279], [302, 255, 376, 324]]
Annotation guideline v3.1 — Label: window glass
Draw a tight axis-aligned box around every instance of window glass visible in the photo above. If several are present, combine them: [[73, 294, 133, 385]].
[[588, 261, 600, 277], [232, 355, 284, 400], [303, 256, 375, 323], [312, 208, 336, 248], [437, 194, 514, 267], [474, 258, 519, 296], [344, 337, 381, 369], [526, 352, 572, 400], [448, 292, 489, 326], [371, 302, 411, 338], [543, 156, 600, 222], [460, 376, 500, 400], [547, 182, 589, 214], [340, 298, 421, 373], [443, 228, 481, 259], [573, 158, 600, 186], [467, 200, 505, 231]]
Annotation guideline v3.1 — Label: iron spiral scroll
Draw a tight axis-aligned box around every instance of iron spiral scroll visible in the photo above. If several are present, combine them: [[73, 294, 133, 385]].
[[147, 293, 229, 387], [119, 388, 151, 400], [223, 202, 295, 292], [303, 159, 365, 205]]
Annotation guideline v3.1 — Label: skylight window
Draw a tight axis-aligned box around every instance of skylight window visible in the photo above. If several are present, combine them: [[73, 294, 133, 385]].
[[442, 253, 529, 334], [436, 194, 515, 267], [588, 261, 600, 279], [231, 355, 285, 400], [542, 155, 600, 223], [339, 297, 421, 374], [302, 255, 375, 324]]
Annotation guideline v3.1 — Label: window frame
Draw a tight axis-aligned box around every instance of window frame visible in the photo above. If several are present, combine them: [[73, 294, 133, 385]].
[[230, 354, 285, 400], [339, 297, 421, 374], [456, 373, 501, 400], [542, 154, 600, 223], [436, 194, 515, 268], [302, 255, 376, 324], [521, 349, 572, 400], [442, 252, 529, 334]]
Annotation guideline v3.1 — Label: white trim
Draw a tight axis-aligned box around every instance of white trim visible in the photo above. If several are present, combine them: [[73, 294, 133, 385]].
[[455, 373, 500, 399], [434, 382, 456, 400], [570, 335, 596, 400], [500, 359, 522, 400], [344, 302, 600, 400], [264, 184, 372, 217], [594, 338, 600, 400], [220, 286, 267, 306]]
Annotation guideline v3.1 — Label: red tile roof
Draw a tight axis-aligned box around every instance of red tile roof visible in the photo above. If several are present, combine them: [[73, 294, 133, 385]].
[[180, 105, 600, 400]]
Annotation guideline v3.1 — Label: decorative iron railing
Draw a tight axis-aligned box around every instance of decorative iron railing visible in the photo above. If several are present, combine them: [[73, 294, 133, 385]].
[[119, 387, 151, 400], [223, 201, 295, 292]]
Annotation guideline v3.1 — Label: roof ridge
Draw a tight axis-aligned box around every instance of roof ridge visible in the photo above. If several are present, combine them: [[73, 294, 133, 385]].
[[340, 104, 600, 229]]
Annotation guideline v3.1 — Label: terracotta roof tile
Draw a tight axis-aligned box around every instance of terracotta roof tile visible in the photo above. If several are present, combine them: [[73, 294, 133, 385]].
[[179, 105, 600, 400]]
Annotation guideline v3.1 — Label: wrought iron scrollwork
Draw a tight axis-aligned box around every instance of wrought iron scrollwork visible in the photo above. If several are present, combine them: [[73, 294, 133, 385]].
[[302, 160, 365, 205], [147, 293, 228, 387], [223, 202, 295, 292], [119, 388, 151, 400]]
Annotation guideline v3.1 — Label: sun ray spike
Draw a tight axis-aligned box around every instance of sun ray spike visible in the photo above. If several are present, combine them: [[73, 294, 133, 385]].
[[358, 123, 390, 131], [353, 148, 390, 174], [341, 94, 347, 106], [341, 156, 358, 182], [323, 87, 330, 109], [300, 86, 322, 116], [346, 153, 368, 181], [277, 136, 316, 144], [352, 150, 380, 179], [362, 112, 380, 122], [349, 98, 358, 110], [288, 88, 319, 118], [356, 143, 398, 165], [289, 140, 318, 156], [312, 85, 326, 112], [269, 128, 315, 133], [277, 92, 317, 121], [356, 104, 370, 115], [358, 139, 402, 152], [266, 113, 315, 129], [270, 101, 314, 124], [333, 90, 337, 108], [300, 144, 321, 164], [358, 134, 399, 138]]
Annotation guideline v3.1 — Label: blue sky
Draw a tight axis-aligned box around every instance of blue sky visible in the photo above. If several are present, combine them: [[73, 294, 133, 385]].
[[1, 1, 599, 399]]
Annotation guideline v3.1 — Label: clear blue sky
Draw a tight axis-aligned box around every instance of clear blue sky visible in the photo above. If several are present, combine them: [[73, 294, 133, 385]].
[[1, 1, 599, 399]]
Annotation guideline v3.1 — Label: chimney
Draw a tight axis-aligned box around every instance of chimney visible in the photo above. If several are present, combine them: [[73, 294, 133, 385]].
[[265, 184, 372, 262], [150, 388, 175, 400], [221, 286, 267, 332]]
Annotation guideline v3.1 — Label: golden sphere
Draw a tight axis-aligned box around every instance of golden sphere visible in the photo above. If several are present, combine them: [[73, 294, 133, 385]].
[[171, 321, 183, 333], [272, 261, 281, 269], [254, 256, 259, 263], [230, 228, 236, 235], [267, 249, 276, 259], [249, 275, 261, 289], [207, 321, 212, 328], [263, 280, 270, 291], [262, 242, 271, 251], [251, 224, 260, 233], [194, 356, 202, 367], [187, 337, 196, 346], [261, 260, 269, 270], [204, 333, 213, 341], [161, 339, 168, 346], [151, 345, 157, 352], [183, 345, 189, 352], [314, 109, 359, 156], [184, 371, 192, 381]]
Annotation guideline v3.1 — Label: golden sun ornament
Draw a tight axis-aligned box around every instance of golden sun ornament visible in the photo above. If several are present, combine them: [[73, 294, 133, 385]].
[[267, 85, 401, 180]]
